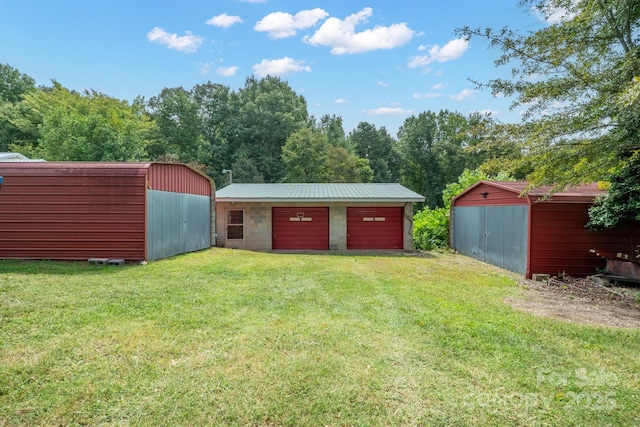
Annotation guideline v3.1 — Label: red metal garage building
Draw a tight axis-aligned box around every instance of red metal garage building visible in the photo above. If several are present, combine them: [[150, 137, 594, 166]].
[[0, 162, 214, 261], [450, 181, 640, 278], [214, 183, 424, 251]]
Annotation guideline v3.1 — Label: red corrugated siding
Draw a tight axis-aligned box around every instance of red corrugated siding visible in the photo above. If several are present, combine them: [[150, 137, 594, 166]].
[[0, 163, 147, 260], [453, 183, 527, 206], [529, 203, 640, 277], [272, 207, 329, 250], [347, 207, 403, 249], [148, 163, 211, 196]]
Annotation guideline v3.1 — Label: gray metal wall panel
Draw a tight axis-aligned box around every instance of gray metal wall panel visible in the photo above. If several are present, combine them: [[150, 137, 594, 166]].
[[146, 190, 211, 261], [452, 206, 485, 261], [452, 205, 528, 275]]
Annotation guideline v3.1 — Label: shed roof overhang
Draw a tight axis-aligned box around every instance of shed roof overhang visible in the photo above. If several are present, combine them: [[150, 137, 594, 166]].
[[451, 180, 604, 206], [215, 183, 425, 203]]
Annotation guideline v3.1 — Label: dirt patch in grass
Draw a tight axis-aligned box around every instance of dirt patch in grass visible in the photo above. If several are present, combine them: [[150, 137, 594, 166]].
[[506, 276, 640, 328]]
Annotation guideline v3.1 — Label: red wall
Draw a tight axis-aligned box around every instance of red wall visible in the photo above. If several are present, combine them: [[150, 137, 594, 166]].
[[147, 163, 212, 196], [453, 182, 528, 206], [0, 163, 147, 260], [529, 202, 640, 277]]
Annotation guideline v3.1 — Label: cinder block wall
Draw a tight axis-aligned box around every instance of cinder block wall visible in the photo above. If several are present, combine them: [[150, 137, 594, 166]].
[[216, 202, 415, 251], [403, 202, 414, 251]]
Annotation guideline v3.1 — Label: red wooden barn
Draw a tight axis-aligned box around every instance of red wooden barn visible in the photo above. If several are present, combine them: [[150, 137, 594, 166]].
[[0, 162, 214, 262], [450, 181, 640, 278]]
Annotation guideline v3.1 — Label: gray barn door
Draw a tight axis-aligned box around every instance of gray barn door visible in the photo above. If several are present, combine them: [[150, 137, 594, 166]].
[[146, 190, 211, 261], [452, 205, 528, 274]]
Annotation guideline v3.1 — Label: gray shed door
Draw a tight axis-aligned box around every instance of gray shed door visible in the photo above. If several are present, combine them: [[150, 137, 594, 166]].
[[452, 205, 528, 274], [146, 190, 211, 261]]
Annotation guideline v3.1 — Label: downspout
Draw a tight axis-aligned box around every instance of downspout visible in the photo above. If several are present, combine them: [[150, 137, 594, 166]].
[[526, 197, 533, 279], [210, 179, 216, 247], [144, 173, 149, 262]]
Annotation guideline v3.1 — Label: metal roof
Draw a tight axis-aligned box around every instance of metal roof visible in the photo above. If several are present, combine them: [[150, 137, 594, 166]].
[[215, 183, 425, 203], [484, 181, 604, 198], [0, 152, 45, 162], [452, 180, 605, 205]]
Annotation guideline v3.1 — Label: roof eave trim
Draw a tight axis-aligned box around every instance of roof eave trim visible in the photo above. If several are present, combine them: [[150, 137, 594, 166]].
[[215, 198, 425, 203]]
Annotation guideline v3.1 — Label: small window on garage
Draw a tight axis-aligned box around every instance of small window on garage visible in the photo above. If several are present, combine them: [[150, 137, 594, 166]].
[[227, 210, 244, 240]]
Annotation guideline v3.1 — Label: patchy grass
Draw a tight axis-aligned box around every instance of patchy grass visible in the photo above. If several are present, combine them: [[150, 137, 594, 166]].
[[1, 249, 639, 426]]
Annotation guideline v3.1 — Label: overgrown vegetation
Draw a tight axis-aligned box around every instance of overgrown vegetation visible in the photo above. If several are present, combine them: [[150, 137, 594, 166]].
[[1, 249, 639, 426], [413, 169, 513, 251]]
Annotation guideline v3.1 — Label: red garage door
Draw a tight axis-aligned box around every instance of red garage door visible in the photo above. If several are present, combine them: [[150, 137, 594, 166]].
[[347, 207, 403, 249], [272, 207, 329, 250]]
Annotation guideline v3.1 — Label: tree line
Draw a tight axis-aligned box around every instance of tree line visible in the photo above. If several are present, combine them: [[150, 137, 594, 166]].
[[0, 65, 516, 210]]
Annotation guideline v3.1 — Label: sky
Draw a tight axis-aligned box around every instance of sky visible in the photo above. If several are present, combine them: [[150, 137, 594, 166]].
[[0, 1, 554, 136]]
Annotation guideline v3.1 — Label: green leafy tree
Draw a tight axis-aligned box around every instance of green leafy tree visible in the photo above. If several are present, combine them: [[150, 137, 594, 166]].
[[314, 114, 352, 150], [397, 111, 494, 208], [234, 76, 309, 182], [0, 63, 36, 104], [283, 127, 374, 183], [325, 146, 373, 183], [7, 82, 151, 161], [587, 153, 640, 229], [0, 65, 40, 152], [458, 0, 640, 227], [148, 87, 207, 165], [230, 155, 264, 184], [192, 82, 236, 182], [348, 122, 400, 182], [282, 128, 331, 182]]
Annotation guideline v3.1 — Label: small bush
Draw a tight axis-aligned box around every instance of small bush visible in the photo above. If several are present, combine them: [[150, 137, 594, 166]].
[[413, 207, 449, 250]]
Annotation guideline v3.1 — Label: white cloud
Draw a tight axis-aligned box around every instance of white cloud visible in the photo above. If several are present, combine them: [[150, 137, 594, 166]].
[[255, 9, 328, 39], [147, 27, 203, 53], [431, 83, 447, 90], [413, 92, 441, 99], [305, 7, 414, 54], [252, 57, 311, 77], [207, 13, 243, 28], [363, 107, 413, 116], [450, 89, 476, 101], [217, 66, 239, 77], [335, 98, 349, 104], [377, 81, 390, 87], [407, 38, 469, 68], [199, 62, 213, 74], [532, 1, 577, 24]]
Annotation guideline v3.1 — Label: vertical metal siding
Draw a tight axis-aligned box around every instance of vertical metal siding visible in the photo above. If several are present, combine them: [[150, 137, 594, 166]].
[[485, 205, 528, 274], [452, 206, 486, 262], [272, 207, 329, 250], [147, 163, 212, 196], [452, 205, 528, 275], [529, 203, 640, 277], [146, 190, 211, 261], [0, 166, 146, 260], [347, 207, 403, 250]]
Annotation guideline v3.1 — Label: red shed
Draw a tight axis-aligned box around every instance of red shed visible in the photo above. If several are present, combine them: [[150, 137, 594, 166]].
[[0, 162, 214, 262], [450, 181, 640, 278]]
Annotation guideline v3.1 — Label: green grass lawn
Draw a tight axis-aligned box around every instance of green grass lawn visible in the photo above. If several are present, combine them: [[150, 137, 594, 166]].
[[1, 249, 638, 426]]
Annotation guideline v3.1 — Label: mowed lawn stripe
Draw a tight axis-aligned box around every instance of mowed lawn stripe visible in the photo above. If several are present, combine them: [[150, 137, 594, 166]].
[[1, 249, 638, 426]]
